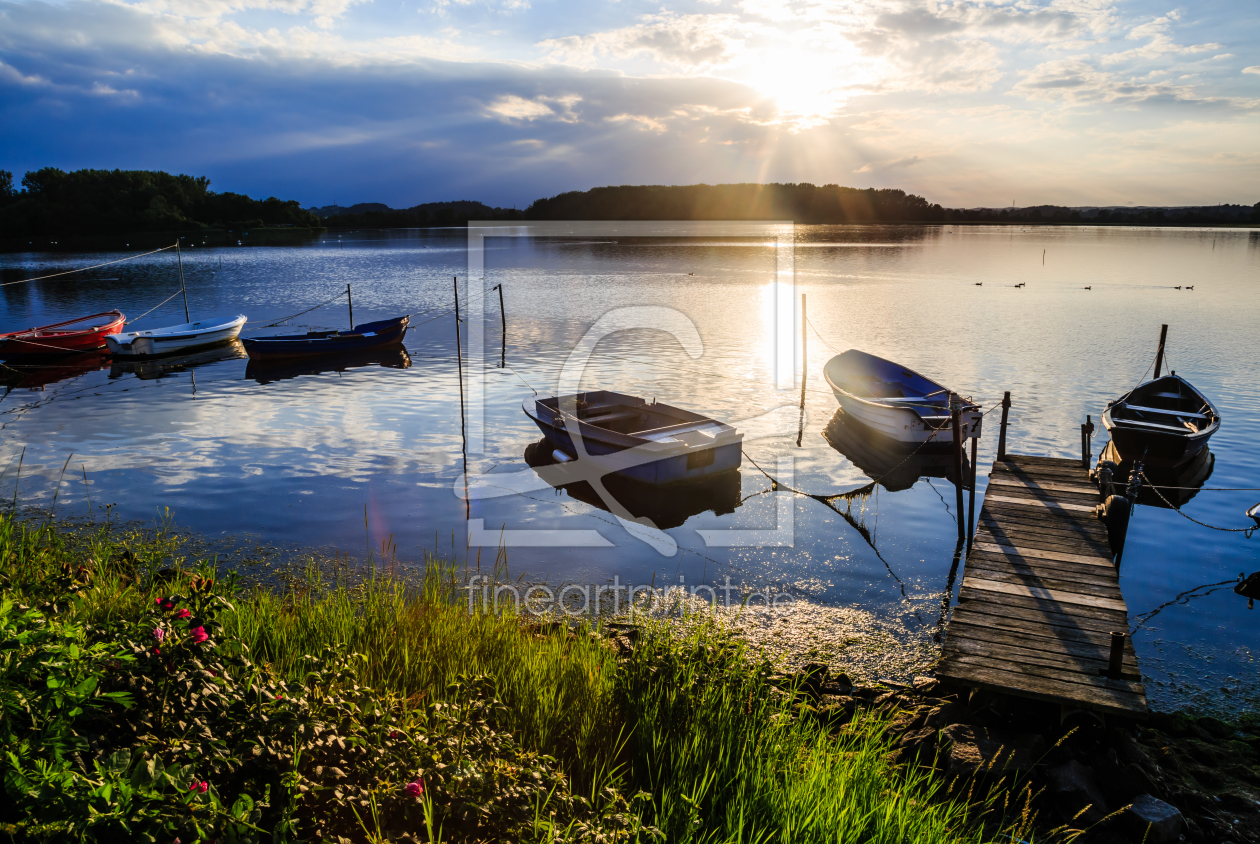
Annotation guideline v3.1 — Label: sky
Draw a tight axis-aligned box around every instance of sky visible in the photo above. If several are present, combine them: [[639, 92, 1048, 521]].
[[0, 0, 1258, 209]]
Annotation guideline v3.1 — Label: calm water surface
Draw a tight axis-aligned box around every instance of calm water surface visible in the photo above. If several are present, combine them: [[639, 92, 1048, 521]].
[[2, 225, 1257, 712]]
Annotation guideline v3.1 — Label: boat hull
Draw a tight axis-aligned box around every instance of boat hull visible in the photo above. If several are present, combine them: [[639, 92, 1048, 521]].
[[242, 316, 408, 360], [106, 315, 247, 358], [0, 311, 125, 357], [524, 393, 742, 486], [1101, 374, 1220, 470], [822, 350, 975, 446]]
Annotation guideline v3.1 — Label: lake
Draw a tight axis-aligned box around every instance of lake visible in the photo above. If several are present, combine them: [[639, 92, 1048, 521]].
[[2, 223, 1257, 714]]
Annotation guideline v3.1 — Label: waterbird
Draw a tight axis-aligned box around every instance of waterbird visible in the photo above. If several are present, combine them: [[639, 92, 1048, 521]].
[[1174, 286, 1182, 289], [1186, 285, 1194, 290], [1084, 286, 1091, 290], [975, 282, 982, 286]]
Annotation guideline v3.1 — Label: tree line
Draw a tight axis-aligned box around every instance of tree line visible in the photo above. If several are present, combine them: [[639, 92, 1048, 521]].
[[0, 168, 322, 237], [2, 168, 1256, 237]]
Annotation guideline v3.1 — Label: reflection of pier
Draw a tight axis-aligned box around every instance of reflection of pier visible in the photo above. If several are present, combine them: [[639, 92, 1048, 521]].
[[938, 454, 1149, 717]]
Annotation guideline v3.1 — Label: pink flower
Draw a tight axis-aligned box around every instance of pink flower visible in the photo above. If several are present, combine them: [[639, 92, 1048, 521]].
[[153, 628, 165, 641], [176, 608, 191, 619], [189, 780, 209, 794], [190, 626, 209, 644], [405, 780, 424, 797]]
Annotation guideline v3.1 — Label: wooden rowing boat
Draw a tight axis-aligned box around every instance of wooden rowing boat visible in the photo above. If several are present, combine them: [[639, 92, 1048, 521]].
[[823, 349, 979, 446], [241, 316, 409, 361], [1102, 375, 1220, 469], [524, 390, 742, 485], [0, 311, 125, 357], [106, 315, 247, 358]]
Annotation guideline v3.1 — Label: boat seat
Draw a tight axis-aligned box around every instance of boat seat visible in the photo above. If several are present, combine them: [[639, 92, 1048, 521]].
[[1148, 391, 1183, 399], [1115, 418, 1196, 433], [1123, 403, 1207, 419], [582, 410, 642, 426]]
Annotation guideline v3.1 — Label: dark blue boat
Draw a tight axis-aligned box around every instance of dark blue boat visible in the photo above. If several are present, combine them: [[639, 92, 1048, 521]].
[[241, 316, 409, 361]]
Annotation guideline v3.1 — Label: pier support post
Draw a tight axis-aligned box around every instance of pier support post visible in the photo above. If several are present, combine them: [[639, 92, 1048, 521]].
[[951, 395, 966, 543], [1108, 631, 1127, 679], [967, 434, 978, 545], [996, 391, 1011, 461], [1154, 324, 1168, 379], [1080, 415, 1093, 468]]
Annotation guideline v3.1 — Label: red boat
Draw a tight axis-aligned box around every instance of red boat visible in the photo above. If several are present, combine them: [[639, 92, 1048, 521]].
[[0, 311, 126, 357]]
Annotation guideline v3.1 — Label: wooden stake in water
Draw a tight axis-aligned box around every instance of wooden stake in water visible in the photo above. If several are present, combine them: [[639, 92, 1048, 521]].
[[997, 391, 1011, 461], [950, 395, 965, 542], [797, 293, 807, 447], [346, 284, 354, 331], [1154, 324, 1168, 379], [498, 284, 506, 369], [176, 240, 191, 322]]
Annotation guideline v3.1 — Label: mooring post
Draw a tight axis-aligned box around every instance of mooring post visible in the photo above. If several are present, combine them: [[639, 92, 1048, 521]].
[[1114, 459, 1143, 567], [1154, 324, 1168, 378], [967, 433, 978, 545], [951, 394, 966, 542], [1080, 414, 1093, 468], [175, 240, 191, 322], [797, 293, 807, 447], [346, 284, 354, 331], [996, 391, 1011, 461], [497, 284, 506, 368], [1108, 631, 1127, 679], [454, 276, 465, 428]]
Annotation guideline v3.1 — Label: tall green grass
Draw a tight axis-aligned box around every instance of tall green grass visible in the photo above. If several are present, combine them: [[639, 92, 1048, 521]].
[[1, 513, 1039, 843]]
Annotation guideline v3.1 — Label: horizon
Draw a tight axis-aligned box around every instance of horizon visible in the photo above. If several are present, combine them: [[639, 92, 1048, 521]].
[[1, 1, 1258, 209]]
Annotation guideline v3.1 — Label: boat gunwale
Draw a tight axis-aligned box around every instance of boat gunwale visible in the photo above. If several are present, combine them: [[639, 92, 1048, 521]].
[[822, 350, 978, 423]]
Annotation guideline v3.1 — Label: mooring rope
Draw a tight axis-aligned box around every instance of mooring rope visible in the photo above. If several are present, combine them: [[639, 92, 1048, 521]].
[[0, 244, 178, 287], [1139, 470, 1257, 536], [1131, 577, 1243, 632], [126, 288, 186, 325]]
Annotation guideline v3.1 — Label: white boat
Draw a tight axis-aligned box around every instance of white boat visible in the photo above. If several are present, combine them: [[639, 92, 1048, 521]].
[[106, 315, 248, 358], [823, 350, 979, 447]]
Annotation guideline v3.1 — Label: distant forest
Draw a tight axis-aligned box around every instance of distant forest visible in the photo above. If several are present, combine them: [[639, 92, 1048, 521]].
[[523, 183, 945, 222], [0, 168, 322, 237], [2, 168, 1257, 239]]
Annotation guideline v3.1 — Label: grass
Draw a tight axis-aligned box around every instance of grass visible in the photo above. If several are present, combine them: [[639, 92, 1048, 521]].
[[0, 510, 1041, 843]]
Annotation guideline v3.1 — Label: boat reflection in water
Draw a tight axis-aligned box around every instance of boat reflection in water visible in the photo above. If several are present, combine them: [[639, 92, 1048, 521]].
[[1095, 439, 1214, 509], [109, 341, 247, 381], [822, 409, 971, 492], [246, 348, 411, 385], [522, 438, 741, 529], [2, 352, 110, 393]]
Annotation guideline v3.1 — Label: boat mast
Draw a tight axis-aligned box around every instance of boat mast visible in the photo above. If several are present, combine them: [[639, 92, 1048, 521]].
[[176, 240, 191, 322]]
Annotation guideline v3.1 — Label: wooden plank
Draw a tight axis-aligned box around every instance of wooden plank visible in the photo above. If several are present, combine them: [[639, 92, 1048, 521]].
[[943, 634, 1139, 677], [1000, 454, 1087, 468], [957, 587, 1129, 626], [936, 661, 1147, 716], [945, 620, 1139, 667], [986, 494, 1098, 514], [993, 463, 1097, 480], [986, 484, 1102, 506], [961, 577, 1127, 611], [976, 522, 1111, 551], [950, 605, 1132, 644], [962, 567, 1122, 601], [965, 553, 1122, 587], [980, 507, 1109, 539], [977, 519, 1111, 549], [972, 541, 1114, 568], [937, 651, 1145, 699]]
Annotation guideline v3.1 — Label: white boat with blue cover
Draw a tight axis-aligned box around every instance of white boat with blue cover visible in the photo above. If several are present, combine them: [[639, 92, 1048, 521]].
[[524, 390, 742, 485], [823, 349, 978, 447], [106, 315, 248, 359]]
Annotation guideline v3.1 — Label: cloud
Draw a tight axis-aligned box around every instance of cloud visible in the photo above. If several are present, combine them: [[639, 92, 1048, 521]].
[[1011, 59, 1259, 109], [1245, 66, 1260, 75], [1100, 11, 1223, 66], [486, 95, 556, 121]]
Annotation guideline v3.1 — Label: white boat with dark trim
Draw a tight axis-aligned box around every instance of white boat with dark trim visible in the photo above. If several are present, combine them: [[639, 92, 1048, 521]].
[[523, 390, 742, 485], [823, 350, 979, 447], [105, 315, 248, 359]]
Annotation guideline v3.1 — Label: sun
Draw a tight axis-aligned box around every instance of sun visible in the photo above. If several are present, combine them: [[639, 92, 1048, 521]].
[[738, 39, 874, 126]]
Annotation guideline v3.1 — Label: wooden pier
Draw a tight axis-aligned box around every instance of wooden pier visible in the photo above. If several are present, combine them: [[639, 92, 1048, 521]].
[[938, 454, 1149, 717]]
